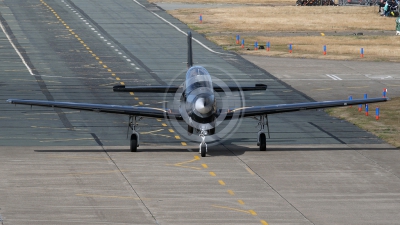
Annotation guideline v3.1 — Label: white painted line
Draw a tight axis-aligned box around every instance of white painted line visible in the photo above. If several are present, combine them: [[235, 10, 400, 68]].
[[118, 52, 122, 54], [130, 63, 135, 66], [127, 59, 131, 62], [100, 36, 104, 38], [115, 49, 118, 51], [331, 75, 342, 80], [132, 0, 233, 56], [111, 46, 114, 48], [91, 28, 95, 30], [107, 43, 111, 45], [135, 67, 140, 70], [123, 56, 127, 58], [0, 19, 35, 75], [104, 39, 107, 41], [326, 74, 342, 80]]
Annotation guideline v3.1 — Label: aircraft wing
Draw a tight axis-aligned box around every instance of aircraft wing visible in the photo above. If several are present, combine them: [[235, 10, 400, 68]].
[[113, 84, 267, 93], [6, 99, 183, 120], [226, 97, 388, 118]]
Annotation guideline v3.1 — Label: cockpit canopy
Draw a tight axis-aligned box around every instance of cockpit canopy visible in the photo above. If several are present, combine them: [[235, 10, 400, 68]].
[[185, 66, 213, 94]]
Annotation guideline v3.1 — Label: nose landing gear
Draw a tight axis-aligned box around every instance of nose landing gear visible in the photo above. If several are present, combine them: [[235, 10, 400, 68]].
[[199, 130, 208, 157]]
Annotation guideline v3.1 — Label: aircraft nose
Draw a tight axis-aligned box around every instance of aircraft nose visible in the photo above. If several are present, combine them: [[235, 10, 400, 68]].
[[195, 97, 211, 114]]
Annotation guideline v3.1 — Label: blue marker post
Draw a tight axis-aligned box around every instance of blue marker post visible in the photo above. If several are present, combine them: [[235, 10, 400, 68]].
[[199, 14, 203, 23], [323, 45, 327, 55], [360, 48, 364, 58], [254, 41, 258, 50], [236, 35, 240, 44], [375, 107, 380, 120], [383, 88, 387, 98], [365, 104, 369, 116], [241, 39, 244, 48], [266, 41, 270, 51], [289, 43, 292, 53]]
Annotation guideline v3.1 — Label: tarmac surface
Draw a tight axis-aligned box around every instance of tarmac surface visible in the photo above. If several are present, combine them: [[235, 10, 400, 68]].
[[0, 0, 399, 224]]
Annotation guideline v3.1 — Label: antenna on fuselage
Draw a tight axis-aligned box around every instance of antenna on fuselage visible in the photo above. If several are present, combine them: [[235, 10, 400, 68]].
[[187, 31, 193, 69]]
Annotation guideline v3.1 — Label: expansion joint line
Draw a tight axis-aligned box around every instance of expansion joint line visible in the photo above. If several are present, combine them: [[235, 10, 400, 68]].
[[353, 148, 400, 181], [100, 146, 160, 224], [89, 133, 159, 224], [221, 143, 316, 225]]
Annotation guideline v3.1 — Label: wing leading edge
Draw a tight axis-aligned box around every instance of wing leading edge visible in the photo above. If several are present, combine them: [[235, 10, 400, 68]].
[[227, 97, 388, 118], [7, 97, 388, 121], [6, 99, 183, 120]]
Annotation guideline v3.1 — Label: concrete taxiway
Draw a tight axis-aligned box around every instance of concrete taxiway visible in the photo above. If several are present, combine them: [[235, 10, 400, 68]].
[[0, 0, 399, 224]]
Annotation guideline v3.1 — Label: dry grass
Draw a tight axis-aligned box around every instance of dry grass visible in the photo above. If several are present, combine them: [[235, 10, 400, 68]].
[[168, 6, 400, 61], [171, 6, 391, 32], [212, 35, 400, 61], [326, 97, 400, 148], [149, 0, 295, 5]]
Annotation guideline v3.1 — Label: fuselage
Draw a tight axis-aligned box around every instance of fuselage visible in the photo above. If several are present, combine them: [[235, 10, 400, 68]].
[[179, 66, 216, 131]]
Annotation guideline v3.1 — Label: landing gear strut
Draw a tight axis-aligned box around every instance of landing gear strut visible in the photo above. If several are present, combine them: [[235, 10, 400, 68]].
[[256, 115, 270, 151], [128, 115, 141, 152], [199, 130, 208, 157]]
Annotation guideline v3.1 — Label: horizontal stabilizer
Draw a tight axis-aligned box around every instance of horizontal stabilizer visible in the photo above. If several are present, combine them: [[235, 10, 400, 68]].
[[213, 84, 267, 92], [113, 84, 267, 93], [113, 85, 180, 93]]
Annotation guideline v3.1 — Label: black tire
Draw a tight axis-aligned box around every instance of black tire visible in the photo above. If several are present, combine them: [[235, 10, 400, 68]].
[[130, 134, 138, 152], [259, 133, 266, 151], [200, 144, 206, 157]]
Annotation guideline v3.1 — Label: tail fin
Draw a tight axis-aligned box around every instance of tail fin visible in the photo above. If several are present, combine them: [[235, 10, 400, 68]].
[[187, 31, 193, 68]]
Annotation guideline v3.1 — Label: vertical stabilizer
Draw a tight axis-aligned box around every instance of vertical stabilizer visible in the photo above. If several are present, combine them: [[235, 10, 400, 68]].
[[187, 31, 193, 68]]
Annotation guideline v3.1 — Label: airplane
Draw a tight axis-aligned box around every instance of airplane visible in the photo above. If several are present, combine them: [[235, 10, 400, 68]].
[[7, 32, 388, 157]]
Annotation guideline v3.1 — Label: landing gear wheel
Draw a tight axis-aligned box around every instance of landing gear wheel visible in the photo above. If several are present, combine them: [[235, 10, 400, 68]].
[[200, 144, 207, 157], [259, 133, 266, 151], [130, 134, 138, 152]]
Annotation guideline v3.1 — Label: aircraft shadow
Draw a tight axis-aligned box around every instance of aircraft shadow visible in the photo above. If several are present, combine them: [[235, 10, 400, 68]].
[[34, 142, 397, 156]]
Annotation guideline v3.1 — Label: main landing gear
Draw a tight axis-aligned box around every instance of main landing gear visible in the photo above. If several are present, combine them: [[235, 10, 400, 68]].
[[128, 115, 142, 152], [255, 114, 270, 151]]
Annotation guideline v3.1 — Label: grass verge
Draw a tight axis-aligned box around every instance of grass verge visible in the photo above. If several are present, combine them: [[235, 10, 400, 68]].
[[326, 97, 400, 147], [168, 5, 400, 62]]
